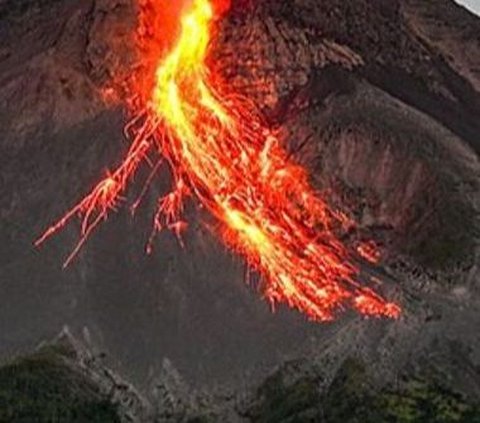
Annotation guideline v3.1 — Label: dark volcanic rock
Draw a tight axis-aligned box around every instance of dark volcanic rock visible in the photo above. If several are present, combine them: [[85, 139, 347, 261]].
[[0, 0, 479, 414]]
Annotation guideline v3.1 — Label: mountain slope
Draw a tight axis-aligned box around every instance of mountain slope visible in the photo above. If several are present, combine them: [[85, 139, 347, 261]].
[[0, 0, 479, 401]]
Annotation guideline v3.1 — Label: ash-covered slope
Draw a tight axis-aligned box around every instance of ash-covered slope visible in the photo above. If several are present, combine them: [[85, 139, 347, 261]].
[[0, 0, 479, 406]]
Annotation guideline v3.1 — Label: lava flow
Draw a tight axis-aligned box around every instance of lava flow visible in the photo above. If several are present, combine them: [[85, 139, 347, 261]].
[[36, 0, 401, 321]]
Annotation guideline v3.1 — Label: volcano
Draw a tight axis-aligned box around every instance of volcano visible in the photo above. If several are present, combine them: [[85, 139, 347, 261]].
[[0, 0, 479, 420]]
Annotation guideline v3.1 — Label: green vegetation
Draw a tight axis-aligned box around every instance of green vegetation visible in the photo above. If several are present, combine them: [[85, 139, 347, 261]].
[[250, 369, 323, 423], [2, 346, 480, 423], [248, 359, 480, 423], [324, 359, 480, 423], [0, 347, 120, 423], [323, 358, 377, 422], [377, 379, 480, 423], [406, 187, 477, 272]]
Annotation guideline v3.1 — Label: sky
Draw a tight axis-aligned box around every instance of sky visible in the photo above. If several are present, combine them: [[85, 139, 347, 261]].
[[456, 0, 480, 15]]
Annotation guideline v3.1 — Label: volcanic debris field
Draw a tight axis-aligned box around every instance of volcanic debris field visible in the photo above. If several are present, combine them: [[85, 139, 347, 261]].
[[1, 0, 480, 421]]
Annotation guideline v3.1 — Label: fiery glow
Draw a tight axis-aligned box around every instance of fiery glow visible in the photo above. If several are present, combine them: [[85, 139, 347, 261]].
[[356, 241, 382, 264], [37, 0, 400, 320]]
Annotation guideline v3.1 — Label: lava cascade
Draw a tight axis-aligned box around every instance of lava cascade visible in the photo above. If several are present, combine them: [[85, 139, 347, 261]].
[[37, 0, 401, 321]]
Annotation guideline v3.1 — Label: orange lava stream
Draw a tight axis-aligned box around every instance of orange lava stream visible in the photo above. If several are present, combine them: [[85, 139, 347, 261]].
[[37, 0, 400, 320]]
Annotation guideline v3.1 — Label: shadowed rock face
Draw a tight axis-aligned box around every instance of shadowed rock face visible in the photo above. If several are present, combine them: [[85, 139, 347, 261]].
[[0, 0, 479, 400]]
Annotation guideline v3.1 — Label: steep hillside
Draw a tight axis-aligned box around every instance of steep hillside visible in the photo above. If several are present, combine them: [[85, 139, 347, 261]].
[[0, 0, 479, 410]]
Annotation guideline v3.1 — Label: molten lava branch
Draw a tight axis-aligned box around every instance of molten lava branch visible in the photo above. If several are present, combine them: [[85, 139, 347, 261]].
[[36, 0, 401, 320]]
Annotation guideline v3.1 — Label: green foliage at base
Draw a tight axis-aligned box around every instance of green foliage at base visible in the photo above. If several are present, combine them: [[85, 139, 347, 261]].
[[376, 379, 480, 423], [405, 190, 476, 271], [323, 358, 375, 422], [247, 361, 323, 423], [252, 375, 322, 422], [324, 359, 480, 423], [0, 348, 120, 423], [248, 359, 480, 423]]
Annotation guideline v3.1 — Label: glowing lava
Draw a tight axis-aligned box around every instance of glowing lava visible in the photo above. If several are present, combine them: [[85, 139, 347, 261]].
[[37, 0, 400, 321]]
